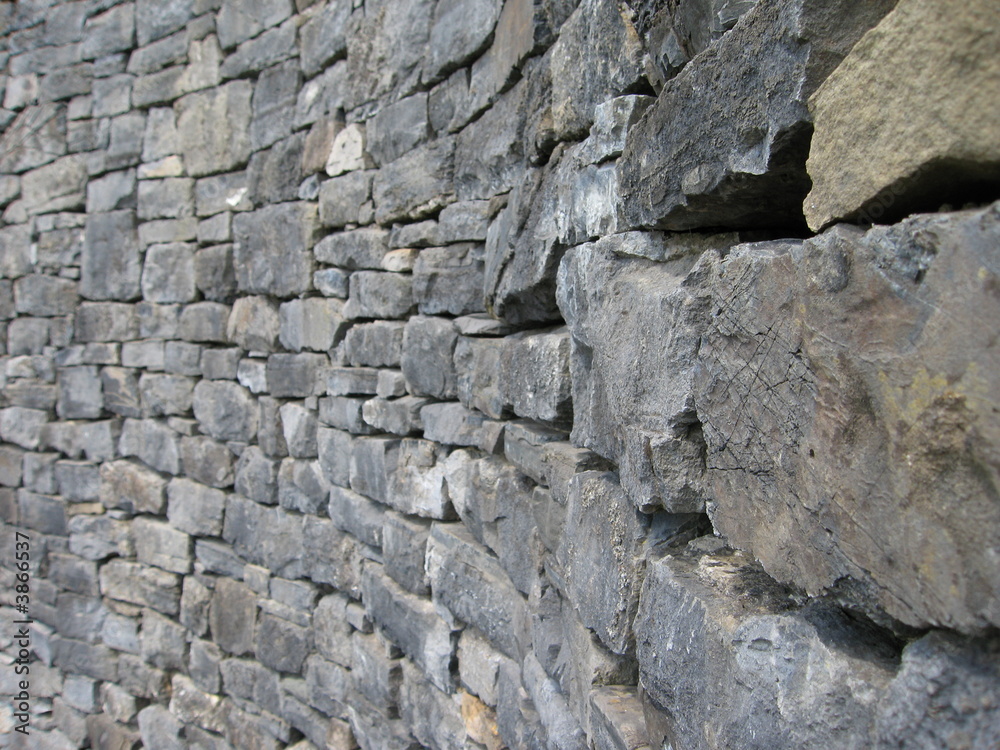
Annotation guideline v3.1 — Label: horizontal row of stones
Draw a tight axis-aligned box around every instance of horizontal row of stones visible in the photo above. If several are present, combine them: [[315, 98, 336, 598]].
[[4, 436, 998, 750]]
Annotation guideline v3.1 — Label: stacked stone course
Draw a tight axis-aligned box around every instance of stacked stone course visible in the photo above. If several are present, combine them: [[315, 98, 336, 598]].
[[1, 0, 998, 748]]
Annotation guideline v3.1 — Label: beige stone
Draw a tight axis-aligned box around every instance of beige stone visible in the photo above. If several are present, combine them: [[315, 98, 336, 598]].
[[804, 0, 1000, 230]]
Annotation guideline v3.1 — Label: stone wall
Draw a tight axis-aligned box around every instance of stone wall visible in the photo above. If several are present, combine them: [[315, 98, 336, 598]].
[[1, 0, 998, 748]]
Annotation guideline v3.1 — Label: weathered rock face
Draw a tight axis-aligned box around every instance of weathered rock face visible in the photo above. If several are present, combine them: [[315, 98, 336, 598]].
[[803, 0, 1000, 230], [696, 204, 1000, 633], [6, 1, 1000, 748], [618, 0, 897, 231]]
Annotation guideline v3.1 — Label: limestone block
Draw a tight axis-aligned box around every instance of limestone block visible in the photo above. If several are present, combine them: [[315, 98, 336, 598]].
[[635, 543, 898, 750], [141, 243, 196, 303], [279, 297, 347, 352], [315, 227, 391, 269], [366, 93, 430, 166], [696, 204, 1000, 633], [175, 81, 252, 177], [343, 271, 414, 320], [266, 353, 329, 398], [100, 459, 167, 513], [318, 170, 374, 228], [413, 243, 486, 316], [278, 458, 330, 514], [118, 418, 182, 474], [233, 203, 318, 297], [300, 0, 351, 77], [246, 132, 305, 206], [81, 211, 141, 301], [210, 577, 257, 656], [345, 0, 434, 109], [235, 445, 280, 504], [167, 477, 227, 537], [427, 523, 525, 660], [360, 563, 456, 693], [227, 296, 280, 353], [193, 381, 258, 442], [401, 315, 458, 398], [557, 233, 724, 513], [372, 136, 456, 224]]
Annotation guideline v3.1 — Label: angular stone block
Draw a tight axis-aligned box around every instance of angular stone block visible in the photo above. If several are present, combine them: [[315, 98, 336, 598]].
[[426, 522, 524, 659], [804, 0, 1000, 230], [192, 380, 257, 442], [618, 0, 896, 231], [167, 477, 227, 537], [210, 577, 258, 656], [401, 315, 458, 399], [175, 81, 253, 177], [635, 543, 898, 749], [233, 203, 318, 297], [81, 211, 141, 301], [361, 563, 456, 693], [373, 137, 456, 224], [696, 204, 1000, 633], [557, 234, 722, 512], [413, 243, 486, 316]]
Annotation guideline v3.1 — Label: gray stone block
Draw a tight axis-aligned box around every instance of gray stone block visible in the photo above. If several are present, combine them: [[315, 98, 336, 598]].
[[635, 543, 898, 749], [343, 271, 415, 320], [278, 458, 330, 514], [233, 203, 318, 297], [412, 243, 486, 316], [195, 245, 238, 302], [118, 417, 182, 474], [344, 321, 405, 368], [210, 577, 258, 656], [100, 559, 181, 615], [100, 459, 167, 513], [373, 136, 456, 224], [134, 517, 192, 574], [235, 445, 280, 504], [179, 301, 230, 343], [81, 211, 141, 301], [266, 353, 328, 398], [165, 475, 226, 537], [176, 81, 253, 177], [181, 435, 234, 488], [427, 522, 525, 659], [193, 380, 258, 442], [75, 302, 140, 342], [141, 242, 196, 303], [223, 495, 305, 579], [383, 510, 432, 596], [318, 170, 374, 228], [139, 373, 195, 417], [251, 60, 301, 151], [14, 274, 78, 316], [421, 402, 485, 447], [361, 563, 456, 693], [247, 133, 306, 207], [56, 365, 103, 419], [300, 0, 351, 76], [279, 297, 346, 352], [220, 18, 298, 79], [401, 315, 458, 399]]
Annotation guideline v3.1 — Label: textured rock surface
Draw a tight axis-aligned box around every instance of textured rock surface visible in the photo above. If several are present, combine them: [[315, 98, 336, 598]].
[[804, 0, 1000, 229], [697, 205, 1000, 632], [618, 0, 897, 231], [4, 2, 999, 748]]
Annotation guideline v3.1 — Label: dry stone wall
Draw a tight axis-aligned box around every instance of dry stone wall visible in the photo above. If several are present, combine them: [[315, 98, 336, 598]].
[[0, 0, 998, 748]]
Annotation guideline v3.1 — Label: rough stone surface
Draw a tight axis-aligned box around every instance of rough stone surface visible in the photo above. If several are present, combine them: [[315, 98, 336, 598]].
[[618, 0, 897, 231], [7, 4, 1000, 748], [696, 205, 1000, 633], [804, 0, 1000, 230]]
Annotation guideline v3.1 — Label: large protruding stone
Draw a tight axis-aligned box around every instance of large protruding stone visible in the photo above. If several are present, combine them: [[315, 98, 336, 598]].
[[696, 204, 1000, 633], [803, 0, 1000, 230], [618, 0, 897, 231]]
